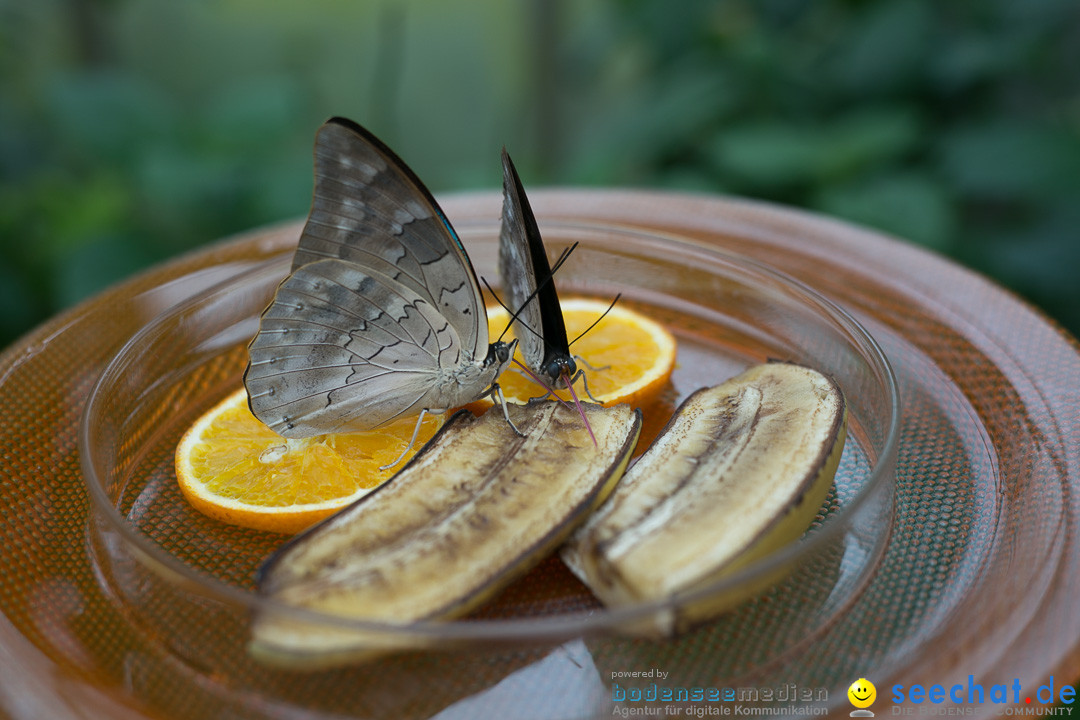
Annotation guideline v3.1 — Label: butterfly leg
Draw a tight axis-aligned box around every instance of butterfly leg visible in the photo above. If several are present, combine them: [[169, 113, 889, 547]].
[[573, 354, 610, 373], [524, 386, 551, 401], [379, 408, 442, 471], [489, 383, 525, 436], [569, 368, 603, 404]]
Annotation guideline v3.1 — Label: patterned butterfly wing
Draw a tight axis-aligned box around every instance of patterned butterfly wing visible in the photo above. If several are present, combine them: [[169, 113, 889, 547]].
[[245, 118, 505, 437], [292, 117, 487, 360], [498, 149, 575, 385], [245, 259, 473, 436]]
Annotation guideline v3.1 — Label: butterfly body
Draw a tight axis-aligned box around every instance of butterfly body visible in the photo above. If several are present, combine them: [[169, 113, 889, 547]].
[[245, 117, 515, 438]]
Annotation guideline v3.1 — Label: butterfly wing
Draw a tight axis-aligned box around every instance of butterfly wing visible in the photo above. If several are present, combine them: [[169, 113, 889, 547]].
[[293, 117, 488, 360], [245, 259, 464, 436], [245, 118, 495, 437], [498, 149, 573, 384]]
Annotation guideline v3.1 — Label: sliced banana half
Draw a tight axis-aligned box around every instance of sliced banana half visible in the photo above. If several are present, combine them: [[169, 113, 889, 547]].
[[250, 399, 641, 668], [561, 362, 847, 635]]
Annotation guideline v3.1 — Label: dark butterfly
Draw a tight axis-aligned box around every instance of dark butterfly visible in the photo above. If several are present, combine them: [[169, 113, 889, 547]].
[[498, 150, 599, 406]]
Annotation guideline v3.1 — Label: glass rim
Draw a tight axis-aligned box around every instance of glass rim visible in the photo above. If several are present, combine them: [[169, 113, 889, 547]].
[[78, 219, 901, 645]]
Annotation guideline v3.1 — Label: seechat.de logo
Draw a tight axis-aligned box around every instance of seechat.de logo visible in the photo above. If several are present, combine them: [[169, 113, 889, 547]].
[[849, 678, 877, 717]]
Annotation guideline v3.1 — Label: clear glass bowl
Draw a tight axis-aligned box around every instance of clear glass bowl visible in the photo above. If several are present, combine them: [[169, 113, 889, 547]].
[[79, 221, 899, 719]]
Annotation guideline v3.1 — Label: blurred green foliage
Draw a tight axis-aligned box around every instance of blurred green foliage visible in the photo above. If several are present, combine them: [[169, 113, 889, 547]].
[[1, 0, 1078, 348]]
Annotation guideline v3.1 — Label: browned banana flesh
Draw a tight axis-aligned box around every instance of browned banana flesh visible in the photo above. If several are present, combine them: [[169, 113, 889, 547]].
[[251, 399, 641, 667]]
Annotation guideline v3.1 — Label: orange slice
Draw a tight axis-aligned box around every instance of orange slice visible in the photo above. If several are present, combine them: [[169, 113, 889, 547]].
[[481, 297, 676, 409], [174, 388, 443, 534]]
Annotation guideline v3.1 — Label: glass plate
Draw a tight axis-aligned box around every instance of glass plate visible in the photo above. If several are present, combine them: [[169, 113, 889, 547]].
[[0, 191, 1077, 720], [78, 221, 898, 692]]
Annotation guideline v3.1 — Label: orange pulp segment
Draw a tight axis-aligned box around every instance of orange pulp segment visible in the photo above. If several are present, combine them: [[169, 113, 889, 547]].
[[174, 388, 442, 534]]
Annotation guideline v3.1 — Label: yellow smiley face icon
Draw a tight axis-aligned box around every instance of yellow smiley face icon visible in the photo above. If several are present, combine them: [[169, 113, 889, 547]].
[[848, 679, 876, 709]]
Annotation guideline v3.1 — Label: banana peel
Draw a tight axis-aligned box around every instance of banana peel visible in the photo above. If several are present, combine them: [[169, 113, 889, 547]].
[[250, 399, 641, 668], [561, 362, 847, 636]]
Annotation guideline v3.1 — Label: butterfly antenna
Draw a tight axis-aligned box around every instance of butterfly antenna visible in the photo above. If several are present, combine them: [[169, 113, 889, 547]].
[[480, 275, 511, 312], [549, 241, 578, 275], [495, 242, 580, 343], [509, 241, 579, 350], [569, 292, 622, 347], [482, 274, 550, 347], [522, 243, 578, 309], [481, 276, 523, 344]]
